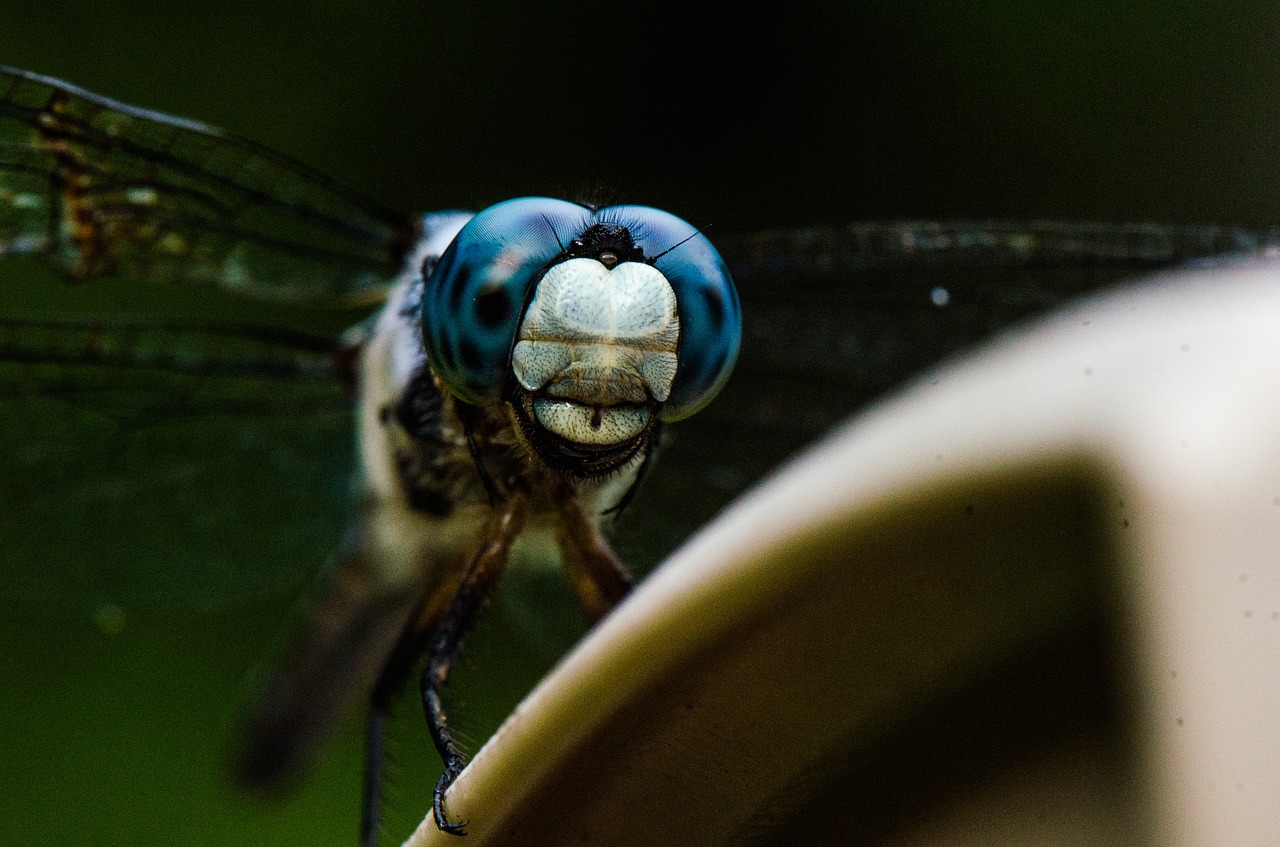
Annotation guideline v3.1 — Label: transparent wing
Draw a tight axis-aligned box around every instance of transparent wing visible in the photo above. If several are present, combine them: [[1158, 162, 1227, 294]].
[[0, 67, 417, 306], [7, 214, 1280, 611], [718, 218, 1280, 278], [720, 218, 1280, 415], [0, 316, 355, 616], [615, 218, 1280, 563]]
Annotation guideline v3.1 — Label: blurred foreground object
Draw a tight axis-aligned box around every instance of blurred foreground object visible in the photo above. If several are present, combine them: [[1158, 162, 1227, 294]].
[[406, 261, 1280, 847]]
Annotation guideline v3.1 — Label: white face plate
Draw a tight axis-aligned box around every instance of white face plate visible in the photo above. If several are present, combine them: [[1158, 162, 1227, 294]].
[[510, 258, 680, 444]]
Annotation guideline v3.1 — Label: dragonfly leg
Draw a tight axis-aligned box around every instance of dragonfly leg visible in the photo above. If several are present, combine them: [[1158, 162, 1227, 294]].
[[553, 482, 633, 623], [422, 489, 529, 835], [360, 705, 388, 847], [362, 598, 441, 847]]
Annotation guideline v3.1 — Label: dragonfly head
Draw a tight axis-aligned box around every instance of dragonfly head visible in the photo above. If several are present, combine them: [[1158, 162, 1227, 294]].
[[421, 197, 740, 477]]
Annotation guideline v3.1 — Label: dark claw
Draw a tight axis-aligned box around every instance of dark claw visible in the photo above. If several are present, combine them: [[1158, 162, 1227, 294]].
[[433, 768, 469, 836]]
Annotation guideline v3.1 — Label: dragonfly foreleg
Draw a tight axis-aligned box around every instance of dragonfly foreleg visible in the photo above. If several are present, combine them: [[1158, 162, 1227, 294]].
[[552, 481, 633, 623], [422, 489, 529, 835]]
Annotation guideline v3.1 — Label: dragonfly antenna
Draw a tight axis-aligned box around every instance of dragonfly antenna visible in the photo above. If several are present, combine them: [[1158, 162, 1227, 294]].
[[650, 225, 709, 263]]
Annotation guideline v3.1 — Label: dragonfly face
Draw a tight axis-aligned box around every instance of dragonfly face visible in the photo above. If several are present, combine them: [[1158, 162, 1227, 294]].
[[421, 197, 739, 476], [6, 64, 1280, 844]]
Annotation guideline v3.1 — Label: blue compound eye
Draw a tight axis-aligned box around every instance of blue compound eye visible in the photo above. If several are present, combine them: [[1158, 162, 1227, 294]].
[[421, 197, 740, 421], [421, 198, 594, 406], [594, 205, 740, 421]]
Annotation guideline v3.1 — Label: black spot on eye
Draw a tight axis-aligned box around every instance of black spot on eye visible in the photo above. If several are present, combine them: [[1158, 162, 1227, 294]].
[[700, 286, 725, 325], [448, 262, 472, 311], [475, 287, 511, 329], [459, 338, 484, 372]]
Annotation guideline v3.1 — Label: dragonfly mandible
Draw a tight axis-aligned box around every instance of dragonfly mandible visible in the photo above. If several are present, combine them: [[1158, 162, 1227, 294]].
[[3, 65, 1279, 845]]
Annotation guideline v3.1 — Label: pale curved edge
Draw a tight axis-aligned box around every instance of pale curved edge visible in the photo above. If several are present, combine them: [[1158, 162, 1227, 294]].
[[405, 260, 1280, 846]]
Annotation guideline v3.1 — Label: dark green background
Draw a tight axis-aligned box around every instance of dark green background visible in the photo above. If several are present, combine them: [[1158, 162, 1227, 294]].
[[4, 2, 1280, 845]]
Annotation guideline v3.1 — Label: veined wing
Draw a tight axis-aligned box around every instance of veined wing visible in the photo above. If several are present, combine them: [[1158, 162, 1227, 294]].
[[722, 219, 1280, 406], [616, 219, 1280, 561], [0, 67, 417, 306], [0, 314, 355, 616], [7, 211, 1280, 613]]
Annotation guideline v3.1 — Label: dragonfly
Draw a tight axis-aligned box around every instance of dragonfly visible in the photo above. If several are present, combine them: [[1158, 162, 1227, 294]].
[[4, 65, 1279, 845]]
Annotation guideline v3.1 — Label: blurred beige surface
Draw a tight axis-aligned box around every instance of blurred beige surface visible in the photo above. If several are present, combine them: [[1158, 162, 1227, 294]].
[[407, 261, 1280, 847]]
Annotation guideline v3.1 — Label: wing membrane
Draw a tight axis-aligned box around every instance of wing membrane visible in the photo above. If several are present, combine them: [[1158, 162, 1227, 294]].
[[0, 317, 354, 616], [8, 219, 1280, 608], [0, 314, 343, 377], [0, 67, 417, 305], [719, 219, 1280, 282], [720, 217, 1280, 391], [616, 221, 1280, 565]]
